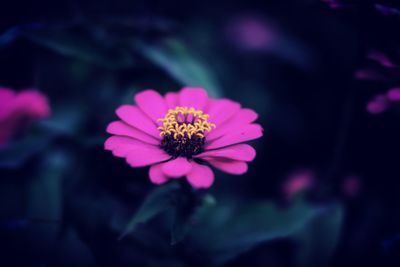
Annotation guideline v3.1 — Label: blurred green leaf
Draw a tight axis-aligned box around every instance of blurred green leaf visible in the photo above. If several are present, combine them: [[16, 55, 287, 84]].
[[119, 182, 180, 240], [22, 28, 134, 69], [189, 198, 322, 265], [170, 197, 192, 246], [171, 193, 216, 245], [26, 150, 69, 219], [294, 203, 344, 267], [38, 104, 84, 136], [137, 39, 222, 97]]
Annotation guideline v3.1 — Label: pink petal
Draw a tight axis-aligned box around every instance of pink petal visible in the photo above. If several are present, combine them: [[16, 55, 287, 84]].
[[126, 147, 171, 167], [387, 88, 400, 102], [161, 157, 192, 178], [205, 124, 263, 149], [106, 121, 159, 145], [366, 95, 389, 114], [104, 136, 157, 158], [195, 144, 256, 161], [179, 87, 209, 110], [0, 88, 16, 120], [354, 69, 387, 81], [368, 50, 397, 68], [149, 164, 169, 185], [205, 158, 248, 175], [116, 105, 160, 139], [206, 108, 258, 141], [134, 89, 168, 122], [0, 87, 15, 104], [186, 162, 214, 189], [15, 90, 50, 119], [206, 99, 241, 126], [165, 92, 179, 109], [366, 101, 387, 114]]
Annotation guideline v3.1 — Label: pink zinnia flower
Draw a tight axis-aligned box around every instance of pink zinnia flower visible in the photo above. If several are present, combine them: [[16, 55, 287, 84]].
[[0, 87, 50, 145], [105, 87, 263, 188]]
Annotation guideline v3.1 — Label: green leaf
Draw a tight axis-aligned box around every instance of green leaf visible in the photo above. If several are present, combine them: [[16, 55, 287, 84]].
[[171, 193, 216, 245], [189, 198, 322, 265], [22, 27, 134, 69], [294, 203, 344, 267], [26, 150, 69, 220], [119, 182, 180, 240], [137, 39, 222, 97]]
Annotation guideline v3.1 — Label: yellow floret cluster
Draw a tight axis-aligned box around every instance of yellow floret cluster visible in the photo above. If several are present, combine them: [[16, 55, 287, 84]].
[[158, 106, 215, 139]]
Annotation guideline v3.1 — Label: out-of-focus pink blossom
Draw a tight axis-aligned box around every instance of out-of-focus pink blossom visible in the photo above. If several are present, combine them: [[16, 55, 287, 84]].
[[386, 88, 400, 102], [368, 50, 398, 68], [282, 169, 315, 199], [356, 50, 398, 83], [366, 94, 389, 114], [225, 16, 275, 51], [0, 87, 50, 145], [354, 69, 386, 81], [343, 176, 361, 197], [356, 49, 400, 115]]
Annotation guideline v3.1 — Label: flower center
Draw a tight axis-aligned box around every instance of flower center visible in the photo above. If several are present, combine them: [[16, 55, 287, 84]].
[[158, 106, 215, 158]]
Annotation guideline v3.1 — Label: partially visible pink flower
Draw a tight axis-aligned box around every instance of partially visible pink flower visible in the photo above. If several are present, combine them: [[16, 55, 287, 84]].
[[105, 87, 263, 189], [282, 169, 314, 199], [367, 50, 398, 68], [356, 50, 399, 83], [366, 94, 389, 114], [0, 87, 50, 145], [366, 87, 400, 114], [386, 88, 400, 102], [356, 49, 400, 115], [354, 69, 387, 81]]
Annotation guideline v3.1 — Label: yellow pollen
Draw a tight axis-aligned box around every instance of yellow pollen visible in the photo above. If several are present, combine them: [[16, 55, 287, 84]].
[[157, 106, 216, 139]]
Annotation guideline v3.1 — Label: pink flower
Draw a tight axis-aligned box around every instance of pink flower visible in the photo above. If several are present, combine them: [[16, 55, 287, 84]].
[[105, 87, 263, 188], [0, 87, 50, 145], [365, 87, 400, 114], [386, 88, 400, 102], [367, 50, 398, 68], [356, 50, 399, 83], [357, 50, 400, 114], [366, 94, 389, 114]]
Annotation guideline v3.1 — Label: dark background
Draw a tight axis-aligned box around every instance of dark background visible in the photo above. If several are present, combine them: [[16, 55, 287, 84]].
[[1, 0, 400, 266]]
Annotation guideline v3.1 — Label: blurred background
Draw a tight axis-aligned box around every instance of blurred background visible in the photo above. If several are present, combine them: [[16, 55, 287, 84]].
[[1, 0, 400, 266]]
